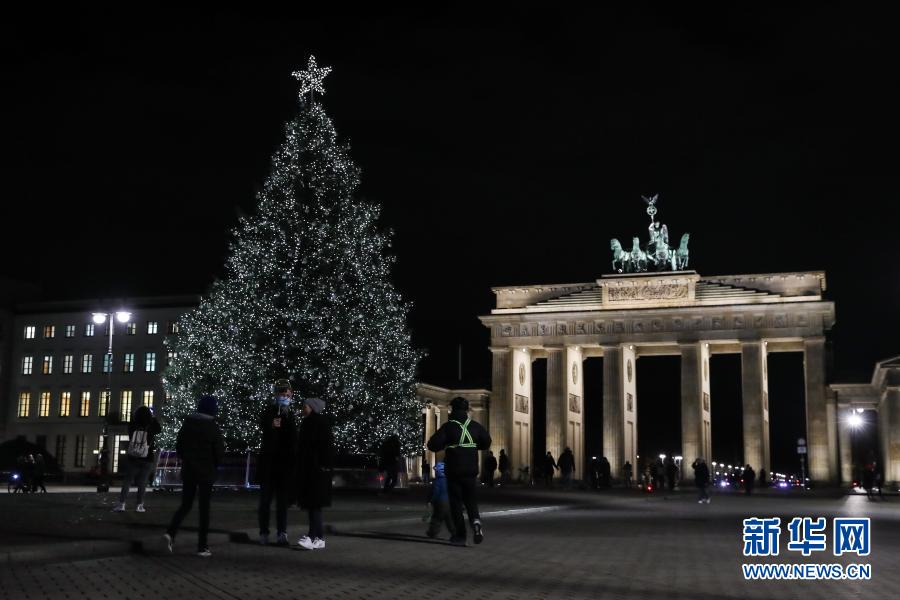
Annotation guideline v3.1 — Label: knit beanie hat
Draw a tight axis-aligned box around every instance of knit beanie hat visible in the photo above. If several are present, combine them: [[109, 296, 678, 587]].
[[303, 397, 325, 414]]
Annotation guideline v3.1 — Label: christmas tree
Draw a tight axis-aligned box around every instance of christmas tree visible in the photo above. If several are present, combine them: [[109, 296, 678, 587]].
[[160, 57, 423, 454]]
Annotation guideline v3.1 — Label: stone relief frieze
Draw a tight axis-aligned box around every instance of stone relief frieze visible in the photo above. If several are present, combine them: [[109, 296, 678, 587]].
[[607, 283, 689, 302]]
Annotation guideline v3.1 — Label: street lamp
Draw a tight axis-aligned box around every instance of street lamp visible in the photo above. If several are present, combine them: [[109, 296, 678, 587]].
[[92, 310, 131, 493]]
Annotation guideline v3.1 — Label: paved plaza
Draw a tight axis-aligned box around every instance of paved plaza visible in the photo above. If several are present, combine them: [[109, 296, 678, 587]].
[[0, 487, 896, 599]]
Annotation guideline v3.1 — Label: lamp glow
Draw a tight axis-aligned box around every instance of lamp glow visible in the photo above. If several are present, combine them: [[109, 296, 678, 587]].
[[115, 311, 132, 323], [92, 313, 107, 324], [848, 414, 863, 428]]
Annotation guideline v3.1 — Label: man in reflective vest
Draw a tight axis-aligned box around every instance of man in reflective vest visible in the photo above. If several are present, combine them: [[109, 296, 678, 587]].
[[427, 396, 492, 546]]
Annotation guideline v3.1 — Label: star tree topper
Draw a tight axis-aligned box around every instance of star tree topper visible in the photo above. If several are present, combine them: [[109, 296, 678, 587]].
[[292, 55, 332, 100]]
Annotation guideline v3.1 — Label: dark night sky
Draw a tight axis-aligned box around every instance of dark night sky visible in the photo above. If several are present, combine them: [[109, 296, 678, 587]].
[[3, 7, 898, 470]]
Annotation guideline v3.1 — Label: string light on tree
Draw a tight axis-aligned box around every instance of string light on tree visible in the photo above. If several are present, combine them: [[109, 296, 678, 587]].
[[160, 56, 423, 455]]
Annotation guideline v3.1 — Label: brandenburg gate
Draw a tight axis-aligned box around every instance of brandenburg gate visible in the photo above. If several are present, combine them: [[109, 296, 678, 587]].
[[478, 197, 839, 483]]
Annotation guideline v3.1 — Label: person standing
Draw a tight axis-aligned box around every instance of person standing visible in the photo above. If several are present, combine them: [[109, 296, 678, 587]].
[[164, 395, 225, 557], [379, 434, 401, 494], [498, 449, 510, 485], [692, 457, 710, 504], [483, 451, 498, 487], [623, 461, 633, 489], [664, 455, 678, 492], [543, 451, 558, 488], [558, 448, 575, 489], [422, 458, 431, 485], [257, 379, 298, 546], [427, 396, 492, 546], [32, 454, 47, 493], [114, 405, 162, 512], [743, 464, 756, 495], [295, 397, 334, 550]]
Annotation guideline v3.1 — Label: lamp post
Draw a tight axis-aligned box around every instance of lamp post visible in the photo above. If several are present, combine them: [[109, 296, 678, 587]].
[[92, 310, 131, 493]]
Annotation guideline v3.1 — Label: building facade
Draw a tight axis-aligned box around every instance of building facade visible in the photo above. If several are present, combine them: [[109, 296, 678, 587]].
[[3, 296, 198, 474]]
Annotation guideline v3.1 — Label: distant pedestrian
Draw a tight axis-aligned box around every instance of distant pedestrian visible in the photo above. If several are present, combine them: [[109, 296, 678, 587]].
[[114, 405, 162, 512], [257, 379, 298, 546], [295, 397, 334, 550], [379, 434, 402, 494], [623, 461, 633, 489], [543, 452, 559, 488], [482, 450, 498, 487], [164, 395, 225, 557], [498, 449, 510, 484], [758, 468, 767, 488], [664, 455, 677, 492], [422, 459, 431, 485], [558, 448, 575, 489], [425, 462, 455, 539], [427, 396, 492, 546], [588, 457, 600, 489], [743, 464, 756, 495], [862, 462, 875, 499], [692, 457, 710, 504], [32, 454, 47, 493], [600, 457, 611, 489]]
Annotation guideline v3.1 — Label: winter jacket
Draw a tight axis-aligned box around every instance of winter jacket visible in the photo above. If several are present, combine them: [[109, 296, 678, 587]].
[[558, 451, 575, 474], [498, 453, 510, 473], [257, 404, 298, 484], [175, 412, 225, 484], [484, 455, 498, 473], [426, 409, 491, 478], [692, 461, 710, 488], [296, 411, 334, 509], [127, 419, 162, 462], [429, 475, 449, 503]]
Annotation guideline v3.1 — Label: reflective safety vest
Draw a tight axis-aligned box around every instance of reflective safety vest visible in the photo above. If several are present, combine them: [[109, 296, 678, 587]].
[[445, 418, 477, 449]]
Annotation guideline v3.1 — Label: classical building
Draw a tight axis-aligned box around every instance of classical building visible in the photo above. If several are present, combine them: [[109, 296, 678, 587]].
[[479, 270, 838, 483], [2, 296, 198, 474], [830, 357, 900, 486]]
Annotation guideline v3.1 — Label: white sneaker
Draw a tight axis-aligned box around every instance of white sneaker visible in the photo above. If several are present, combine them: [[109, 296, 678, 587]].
[[136, 504, 146, 513], [112, 503, 126, 512], [297, 535, 314, 550], [697, 500, 704, 504], [197, 548, 212, 558], [311, 538, 325, 550], [163, 533, 174, 554]]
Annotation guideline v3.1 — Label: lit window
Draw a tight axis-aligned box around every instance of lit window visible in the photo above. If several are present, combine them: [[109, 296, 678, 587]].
[[120, 390, 133, 422], [145, 352, 157, 372], [63, 355, 74, 374], [24, 326, 36, 339], [22, 356, 33, 375], [65, 325, 76, 338], [167, 351, 178, 366], [55, 435, 67, 467], [147, 321, 158, 334], [39, 392, 51, 417], [80, 391, 91, 417], [123, 353, 135, 373], [42, 355, 53, 375], [126, 322, 136, 335], [113, 434, 130, 473], [59, 392, 71, 417], [18, 392, 31, 418], [75, 435, 86, 467], [84, 323, 95, 337], [102, 354, 112, 373], [167, 322, 180, 335], [82, 354, 93, 374], [142, 390, 154, 407], [99, 390, 110, 417], [43, 325, 55, 339]]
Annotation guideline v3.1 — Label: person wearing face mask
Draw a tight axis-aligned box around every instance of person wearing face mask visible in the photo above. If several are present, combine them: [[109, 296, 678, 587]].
[[257, 378, 298, 546]]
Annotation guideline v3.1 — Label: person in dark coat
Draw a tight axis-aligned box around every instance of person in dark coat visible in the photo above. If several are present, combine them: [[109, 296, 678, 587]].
[[482, 451, 498, 487], [32, 453, 47, 493], [295, 397, 334, 550], [861, 462, 875, 499], [379, 434, 402, 494], [257, 379, 298, 546], [426, 396, 492, 546], [426, 461, 455, 538], [164, 395, 225, 557], [743, 464, 756, 495], [692, 457, 710, 504], [600, 456, 611, 489], [422, 459, 431, 485], [498, 449, 510, 484], [588, 457, 600, 489], [558, 448, 575, 489], [664, 455, 678, 492], [543, 452, 559, 488], [114, 405, 162, 512], [758, 468, 767, 488], [623, 461, 633, 489]]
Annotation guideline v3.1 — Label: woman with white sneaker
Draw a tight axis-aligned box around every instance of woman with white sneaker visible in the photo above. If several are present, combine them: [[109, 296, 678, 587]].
[[113, 405, 161, 513], [295, 397, 333, 550]]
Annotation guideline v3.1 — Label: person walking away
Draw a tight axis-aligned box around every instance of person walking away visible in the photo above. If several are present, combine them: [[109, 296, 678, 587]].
[[543, 451, 558, 489], [422, 459, 431, 485], [692, 458, 710, 504], [427, 396, 492, 546], [743, 464, 756, 495], [498, 449, 510, 485], [664, 455, 677, 492], [425, 461, 456, 539], [600, 456, 611, 489], [257, 379, 298, 546], [295, 398, 334, 550], [164, 395, 224, 557], [558, 448, 575, 489], [114, 405, 162, 512], [758, 468, 767, 488], [861, 462, 875, 499], [483, 451, 498, 487], [32, 454, 47, 493], [623, 461, 633, 489], [379, 434, 401, 494]]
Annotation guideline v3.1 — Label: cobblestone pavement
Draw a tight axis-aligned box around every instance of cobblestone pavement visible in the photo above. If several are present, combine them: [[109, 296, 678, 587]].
[[1, 491, 896, 599]]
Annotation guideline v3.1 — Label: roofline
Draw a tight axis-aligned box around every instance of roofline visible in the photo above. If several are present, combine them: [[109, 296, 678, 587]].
[[15, 295, 202, 314], [415, 382, 491, 395]]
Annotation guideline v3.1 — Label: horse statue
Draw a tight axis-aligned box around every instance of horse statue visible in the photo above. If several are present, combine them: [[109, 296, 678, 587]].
[[675, 233, 690, 270], [649, 237, 677, 271], [610, 238, 631, 273], [629, 236, 648, 272]]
